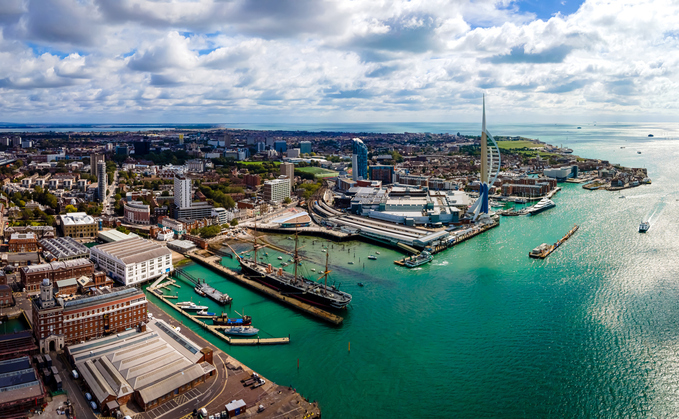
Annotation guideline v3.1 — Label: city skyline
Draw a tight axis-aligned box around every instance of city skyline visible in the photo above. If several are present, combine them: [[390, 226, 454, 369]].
[[0, 0, 677, 124]]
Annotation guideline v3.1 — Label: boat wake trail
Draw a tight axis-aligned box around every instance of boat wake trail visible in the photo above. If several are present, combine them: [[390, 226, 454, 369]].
[[645, 198, 666, 223]]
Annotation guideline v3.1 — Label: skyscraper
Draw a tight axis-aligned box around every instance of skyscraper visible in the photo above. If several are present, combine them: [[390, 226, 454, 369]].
[[90, 153, 104, 176], [280, 162, 295, 194], [300, 141, 312, 154], [97, 161, 107, 203], [174, 175, 192, 209], [352, 138, 368, 181]]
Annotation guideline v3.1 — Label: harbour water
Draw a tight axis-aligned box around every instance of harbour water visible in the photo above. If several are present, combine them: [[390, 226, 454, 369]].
[[148, 126, 679, 418]]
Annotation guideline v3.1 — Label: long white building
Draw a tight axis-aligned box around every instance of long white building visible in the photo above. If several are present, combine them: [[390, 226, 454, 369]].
[[90, 237, 173, 286]]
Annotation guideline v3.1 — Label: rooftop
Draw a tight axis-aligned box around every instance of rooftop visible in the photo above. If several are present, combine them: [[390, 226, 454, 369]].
[[22, 258, 92, 275], [9, 232, 36, 240], [39, 236, 89, 260], [98, 230, 139, 243], [91, 237, 171, 265], [60, 212, 96, 226]]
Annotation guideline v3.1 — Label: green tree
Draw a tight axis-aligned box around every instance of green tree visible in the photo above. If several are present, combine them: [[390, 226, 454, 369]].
[[283, 197, 292, 204], [230, 218, 239, 226], [65, 205, 77, 213], [161, 190, 170, 196], [116, 226, 129, 234]]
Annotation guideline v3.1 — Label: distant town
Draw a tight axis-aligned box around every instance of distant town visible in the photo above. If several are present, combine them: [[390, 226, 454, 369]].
[[0, 126, 650, 418]]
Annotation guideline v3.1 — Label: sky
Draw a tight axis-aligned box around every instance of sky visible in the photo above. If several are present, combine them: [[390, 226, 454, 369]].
[[0, 0, 677, 124]]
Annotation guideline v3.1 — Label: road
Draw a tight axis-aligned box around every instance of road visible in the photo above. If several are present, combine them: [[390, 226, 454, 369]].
[[104, 169, 118, 216]]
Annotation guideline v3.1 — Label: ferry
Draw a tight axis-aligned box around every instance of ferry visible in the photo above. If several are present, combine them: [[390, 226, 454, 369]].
[[176, 302, 209, 311], [639, 221, 650, 233], [526, 198, 556, 215], [404, 251, 433, 268]]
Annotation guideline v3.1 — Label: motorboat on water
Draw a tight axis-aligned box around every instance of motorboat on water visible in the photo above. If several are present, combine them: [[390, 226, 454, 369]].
[[223, 327, 259, 337], [375, 251, 380, 255], [277, 256, 283, 260], [403, 251, 433, 268], [639, 221, 650, 233], [368, 255, 377, 260], [526, 198, 556, 215], [176, 302, 209, 311]]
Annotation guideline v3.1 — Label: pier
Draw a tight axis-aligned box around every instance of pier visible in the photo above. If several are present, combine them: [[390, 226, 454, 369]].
[[147, 282, 290, 345], [188, 251, 344, 325], [529, 225, 579, 259]]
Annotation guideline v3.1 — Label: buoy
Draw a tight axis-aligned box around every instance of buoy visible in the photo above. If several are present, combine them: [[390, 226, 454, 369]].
[[348, 342, 351, 352]]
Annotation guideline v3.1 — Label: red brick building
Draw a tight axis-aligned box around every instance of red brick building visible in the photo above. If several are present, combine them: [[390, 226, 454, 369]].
[[8, 232, 38, 252], [20, 259, 94, 292], [32, 281, 147, 353], [244, 174, 261, 188]]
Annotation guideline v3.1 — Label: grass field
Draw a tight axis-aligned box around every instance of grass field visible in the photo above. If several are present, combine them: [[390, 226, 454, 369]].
[[496, 140, 544, 149], [296, 166, 339, 178]]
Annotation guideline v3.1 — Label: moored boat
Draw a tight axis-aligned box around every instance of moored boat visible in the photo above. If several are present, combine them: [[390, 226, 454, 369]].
[[368, 255, 377, 260], [403, 251, 433, 268], [213, 312, 252, 326], [223, 327, 259, 337], [176, 301, 209, 311], [526, 198, 556, 215]]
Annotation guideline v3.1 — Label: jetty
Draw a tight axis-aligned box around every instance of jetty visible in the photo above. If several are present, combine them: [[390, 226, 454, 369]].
[[146, 282, 290, 346], [529, 224, 579, 259], [188, 251, 344, 325]]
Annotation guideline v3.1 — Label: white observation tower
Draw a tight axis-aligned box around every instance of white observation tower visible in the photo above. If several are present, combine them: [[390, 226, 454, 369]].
[[469, 95, 501, 221]]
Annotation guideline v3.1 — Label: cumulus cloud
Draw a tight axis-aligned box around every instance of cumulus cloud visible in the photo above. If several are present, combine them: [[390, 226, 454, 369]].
[[0, 0, 678, 122]]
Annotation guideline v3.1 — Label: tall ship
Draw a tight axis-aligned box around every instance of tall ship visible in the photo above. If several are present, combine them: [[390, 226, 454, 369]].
[[526, 197, 556, 215], [233, 231, 352, 310]]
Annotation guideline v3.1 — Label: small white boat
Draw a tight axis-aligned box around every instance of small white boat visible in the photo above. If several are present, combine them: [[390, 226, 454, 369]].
[[375, 251, 380, 255], [311, 268, 316, 272], [368, 255, 377, 260], [322, 249, 327, 252], [348, 261, 354, 265], [277, 256, 283, 260], [176, 302, 209, 311]]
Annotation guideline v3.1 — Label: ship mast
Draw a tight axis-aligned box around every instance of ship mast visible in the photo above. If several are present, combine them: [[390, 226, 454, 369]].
[[324, 251, 328, 295], [253, 220, 257, 261], [293, 228, 299, 283]]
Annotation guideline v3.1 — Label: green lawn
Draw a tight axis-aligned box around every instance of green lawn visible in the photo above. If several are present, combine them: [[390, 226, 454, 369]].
[[296, 166, 339, 178], [496, 140, 544, 149]]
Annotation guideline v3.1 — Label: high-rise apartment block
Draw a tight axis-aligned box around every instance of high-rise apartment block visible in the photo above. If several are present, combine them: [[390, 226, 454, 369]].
[[263, 178, 291, 203], [280, 162, 295, 193], [97, 161, 107, 202], [174, 175, 192, 209], [91, 153, 104, 176], [352, 138, 368, 181]]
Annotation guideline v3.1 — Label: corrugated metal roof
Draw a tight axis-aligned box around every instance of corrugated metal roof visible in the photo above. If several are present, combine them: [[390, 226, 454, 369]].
[[137, 363, 208, 404], [92, 237, 171, 265]]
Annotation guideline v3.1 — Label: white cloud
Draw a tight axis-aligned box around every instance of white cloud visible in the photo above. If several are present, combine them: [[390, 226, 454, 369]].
[[0, 0, 678, 122]]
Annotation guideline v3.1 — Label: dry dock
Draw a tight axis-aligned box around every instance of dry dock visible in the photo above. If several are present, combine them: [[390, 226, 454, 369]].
[[188, 251, 344, 325]]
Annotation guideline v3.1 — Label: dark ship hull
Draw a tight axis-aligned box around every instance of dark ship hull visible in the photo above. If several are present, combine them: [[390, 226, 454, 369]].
[[239, 260, 351, 309]]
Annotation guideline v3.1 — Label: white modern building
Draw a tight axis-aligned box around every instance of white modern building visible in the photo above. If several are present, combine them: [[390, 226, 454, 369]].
[[212, 207, 228, 225], [174, 175, 192, 209], [90, 237, 173, 286], [97, 161, 107, 202], [263, 178, 291, 203]]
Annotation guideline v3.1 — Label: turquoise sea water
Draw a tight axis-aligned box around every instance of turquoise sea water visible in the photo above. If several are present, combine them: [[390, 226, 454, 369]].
[[147, 125, 679, 418]]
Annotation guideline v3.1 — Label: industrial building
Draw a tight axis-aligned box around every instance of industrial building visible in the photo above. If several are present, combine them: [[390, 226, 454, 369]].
[[98, 230, 140, 243], [89, 237, 173, 286], [0, 356, 46, 418], [67, 319, 215, 413], [60, 212, 98, 238], [32, 281, 148, 353], [272, 211, 311, 228], [40, 236, 90, 261]]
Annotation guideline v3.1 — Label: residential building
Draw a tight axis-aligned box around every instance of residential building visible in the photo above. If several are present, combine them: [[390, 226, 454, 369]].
[[244, 174, 261, 188], [212, 207, 228, 225], [280, 162, 295, 193], [263, 178, 291, 203], [60, 212, 98, 238], [174, 175, 192, 209], [287, 148, 301, 158], [352, 138, 368, 180], [89, 237, 173, 286], [369, 165, 394, 185], [160, 218, 185, 235], [20, 259, 94, 292], [124, 201, 151, 225], [90, 153, 105, 176], [32, 281, 147, 353], [97, 160, 107, 202]]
